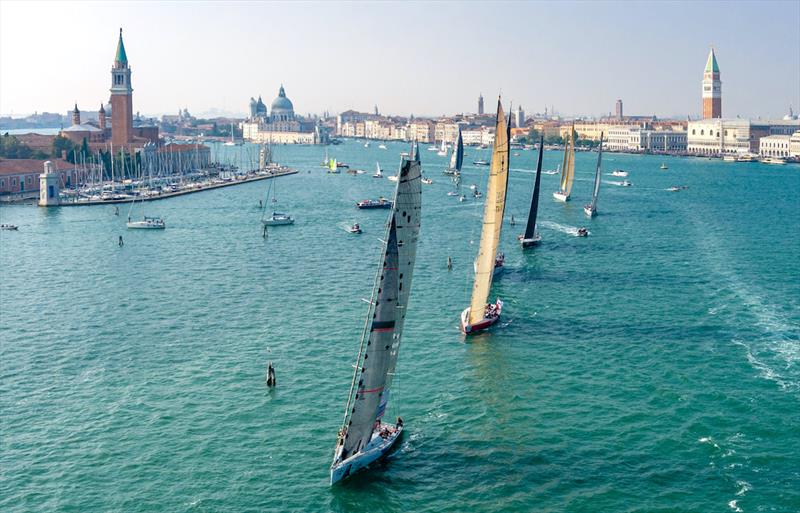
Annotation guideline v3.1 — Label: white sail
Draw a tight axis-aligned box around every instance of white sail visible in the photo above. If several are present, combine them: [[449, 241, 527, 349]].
[[333, 145, 422, 470], [589, 134, 604, 210]]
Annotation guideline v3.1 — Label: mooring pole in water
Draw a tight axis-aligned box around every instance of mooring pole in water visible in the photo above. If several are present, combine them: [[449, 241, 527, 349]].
[[447, 256, 452, 270]]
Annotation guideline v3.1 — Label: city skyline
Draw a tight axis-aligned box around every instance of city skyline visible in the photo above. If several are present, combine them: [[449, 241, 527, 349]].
[[1, 1, 798, 120]]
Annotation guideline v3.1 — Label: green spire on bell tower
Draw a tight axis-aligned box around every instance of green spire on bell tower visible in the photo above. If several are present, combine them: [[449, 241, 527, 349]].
[[705, 47, 719, 73], [115, 28, 128, 66]]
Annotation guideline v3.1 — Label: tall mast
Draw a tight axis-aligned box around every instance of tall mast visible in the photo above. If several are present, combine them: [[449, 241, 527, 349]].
[[523, 135, 544, 240]]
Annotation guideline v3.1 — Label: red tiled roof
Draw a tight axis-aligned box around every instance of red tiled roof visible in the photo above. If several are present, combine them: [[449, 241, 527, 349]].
[[0, 158, 73, 176]]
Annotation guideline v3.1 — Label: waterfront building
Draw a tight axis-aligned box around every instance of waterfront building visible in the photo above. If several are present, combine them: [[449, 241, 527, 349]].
[[407, 120, 434, 143], [0, 158, 79, 197], [790, 131, 800, 158], [759, 135, 792, 158], [606, 126, 687, 153], [702, 47, 722, 119], [60, 104, 105, 144], [687, 119, 765, 156], [434, 120, 462, 144], [478, 93, 484, 115], [615, 99, 623, 120], [241, 85, 326, 144]]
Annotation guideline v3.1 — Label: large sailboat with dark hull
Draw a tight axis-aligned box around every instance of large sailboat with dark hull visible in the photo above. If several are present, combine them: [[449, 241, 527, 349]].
[[519, 135, 544, 247], [330, 145, 422, 485], [460, 99, 510, 335]]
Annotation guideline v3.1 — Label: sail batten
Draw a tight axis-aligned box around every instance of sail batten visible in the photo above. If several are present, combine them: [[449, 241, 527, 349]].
[[467, 99, 509, 326], [523, 136, 544, 240]]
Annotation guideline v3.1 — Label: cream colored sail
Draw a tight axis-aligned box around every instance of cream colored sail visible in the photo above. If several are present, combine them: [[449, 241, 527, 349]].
[[468, 100, 509, 325], [563, 125, 575, 196]]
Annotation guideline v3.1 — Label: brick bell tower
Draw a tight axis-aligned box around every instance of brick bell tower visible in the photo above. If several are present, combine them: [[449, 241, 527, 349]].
[[110, 28, 133, 146], [702, 47, 722, 119]]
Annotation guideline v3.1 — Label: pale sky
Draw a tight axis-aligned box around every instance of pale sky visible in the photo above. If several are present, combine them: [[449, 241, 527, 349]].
[[1, 1, 798, 120]]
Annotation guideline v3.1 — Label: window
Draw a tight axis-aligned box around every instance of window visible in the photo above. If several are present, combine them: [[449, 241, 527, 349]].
[[700, 130, 704, 135], [692, 129, 695, 135]]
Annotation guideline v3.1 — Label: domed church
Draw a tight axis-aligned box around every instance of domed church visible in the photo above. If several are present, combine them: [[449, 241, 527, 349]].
[[242, 85, 327, 144]]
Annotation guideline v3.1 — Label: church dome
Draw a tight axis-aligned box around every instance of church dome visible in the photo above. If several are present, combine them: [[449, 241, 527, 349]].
[[270, 85, 294, 115]]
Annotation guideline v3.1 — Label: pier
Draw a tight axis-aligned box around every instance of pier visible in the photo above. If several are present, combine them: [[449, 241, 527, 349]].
[[56, 168, 297, 206]]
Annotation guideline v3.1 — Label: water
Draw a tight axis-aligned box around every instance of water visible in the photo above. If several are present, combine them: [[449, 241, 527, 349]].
[[2, 141, 799, 512]]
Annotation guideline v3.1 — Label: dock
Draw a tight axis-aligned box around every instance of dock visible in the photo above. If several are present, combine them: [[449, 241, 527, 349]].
[[57, 168, 298, 206]]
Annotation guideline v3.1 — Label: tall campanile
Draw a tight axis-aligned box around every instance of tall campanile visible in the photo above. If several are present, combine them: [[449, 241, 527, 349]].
[[702, 47, 722, 119], [110, 28, 133, 147]]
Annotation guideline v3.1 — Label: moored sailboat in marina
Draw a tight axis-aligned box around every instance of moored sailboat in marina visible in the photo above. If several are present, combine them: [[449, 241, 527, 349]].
[[583, 133, 604, 217], [518, 135, 544, 247], [460, 98, 510, 335], [330, 144, 422, 485], [553, 124, 575, 202]]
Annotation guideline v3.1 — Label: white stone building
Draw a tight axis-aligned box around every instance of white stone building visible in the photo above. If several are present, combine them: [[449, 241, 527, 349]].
[[759, 135, 791, 157]]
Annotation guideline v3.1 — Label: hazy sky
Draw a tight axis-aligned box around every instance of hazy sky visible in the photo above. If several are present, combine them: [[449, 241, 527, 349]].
[[1, 1, 798, 119]]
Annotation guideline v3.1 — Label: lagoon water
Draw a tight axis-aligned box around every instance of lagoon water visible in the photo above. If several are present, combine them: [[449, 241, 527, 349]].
[[1, 140, 799, 512]]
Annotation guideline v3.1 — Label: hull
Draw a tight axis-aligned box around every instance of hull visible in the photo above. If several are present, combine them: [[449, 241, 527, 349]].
[[262, 218, 294, 226], [518, 233, 541, 247], [583, 206, 597, 217], [553, 192, 570, 202], [331, 424, 403, 485], [460, 299, 503, 335], [127, 221, 165, 229]]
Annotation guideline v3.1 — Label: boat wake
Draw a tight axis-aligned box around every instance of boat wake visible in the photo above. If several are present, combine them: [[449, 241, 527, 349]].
[[693, 223, 800, 392], [539, 220, 587, 237]]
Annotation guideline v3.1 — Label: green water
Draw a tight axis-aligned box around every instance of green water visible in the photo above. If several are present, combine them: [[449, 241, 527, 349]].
[[1, 140, 798, 512]]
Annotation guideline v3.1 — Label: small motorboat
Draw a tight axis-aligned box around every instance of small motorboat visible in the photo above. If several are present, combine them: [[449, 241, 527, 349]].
[[364, 142, 370, 148], [459, 194, 466, 202], [473, 160, 490, 166], [262, 212, 294, 226], [356, 198, 393, 209], [387, 175, 398, 182], [621, 180, 632, 187], [0, 224, 19, 231], [660, 163, 668, 170], [421, 177, 433, 185], [611, 169, 628, 177], [442, 169, 457, 176], [348, 223, 362, 234], [469, 184, 478, 190], [460, 299, 503, 334], [513, 152, 520, 157], [447, 191, 459, 196], [127, 216, 166, 229], [378, 144, 387, 150], [543, 169, 559, 175], [667, 186, 681, 192], [473, 190, 482, 198], [576, 227, 589, 237], [427, 145, 437, 151]]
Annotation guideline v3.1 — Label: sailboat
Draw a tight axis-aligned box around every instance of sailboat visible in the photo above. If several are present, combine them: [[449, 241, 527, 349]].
[[373, 162, 383, 178], [518, 135, 544, 247], [437, 139, 448, 156], [330, 144, 422, 485], [460, 98, 509, 335], [261, 178, 294, 226], [322, 148, 330, 167], [583, 133, 604, 217], [553, 124, 575, 202], [444, 128, 464, 176], [224, 122, 242, 146], [328, 158, 341, 174], [127, 159, 165, 229]]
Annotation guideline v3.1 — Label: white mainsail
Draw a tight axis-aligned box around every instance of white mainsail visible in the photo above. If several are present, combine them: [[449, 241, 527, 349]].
[[333, 144, 422, 474], [467, 100, 509, 326], [588, 133, 604, 211]]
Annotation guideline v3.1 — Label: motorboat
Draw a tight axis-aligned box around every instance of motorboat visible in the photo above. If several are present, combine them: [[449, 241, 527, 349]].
[[378, 144, 387, 150], [364, 142, 370, 148], [348, 223, 362, 234], [473, 189, 482, 198], [473, 159, 490, 166], [611, 169, 628, 177], [421, 177, 433, 184], [621, 180, 632, 187], [460, 299, 503, 334], [576, 227, 589, 237], [0, 224, 19, 231], [127, 216, 165, 229], [762, 157, 786, 165], [356, 198, 393, 209], [447, 191, 459, 196], [262, 212, 294, 226], [667, 186, 681, 192], [469, 184, 478, 190], [387, 175, 398, 182]]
